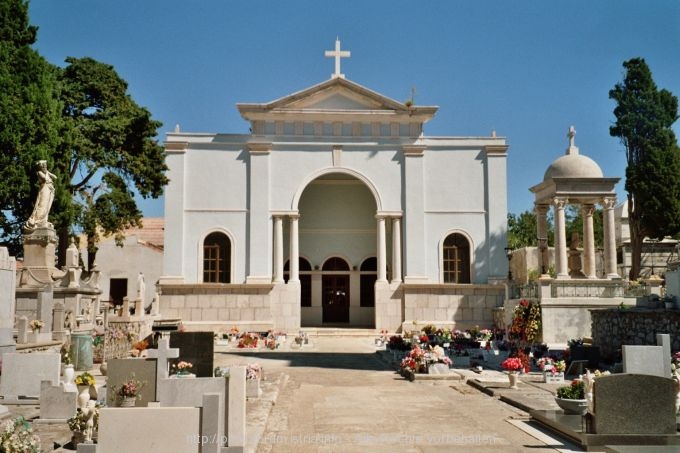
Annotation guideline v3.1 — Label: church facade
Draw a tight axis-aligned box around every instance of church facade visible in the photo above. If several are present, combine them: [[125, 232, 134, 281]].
[[160, 43, 509, 332]]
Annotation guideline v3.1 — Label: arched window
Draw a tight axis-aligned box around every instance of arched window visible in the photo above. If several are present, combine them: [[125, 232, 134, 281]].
[[322, 257, 350, 271], [203, 232, 231, 283], [443, 233, 470, 283], [284, 258, 312, 307], [360, 257, 377, 307]]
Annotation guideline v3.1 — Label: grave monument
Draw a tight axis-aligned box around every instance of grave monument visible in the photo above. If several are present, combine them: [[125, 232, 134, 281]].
[[15, 161, 102, 339]]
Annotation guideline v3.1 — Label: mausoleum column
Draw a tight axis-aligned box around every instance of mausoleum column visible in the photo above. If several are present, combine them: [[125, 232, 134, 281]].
[[582, 204, 597, 278], [273, 216, 284, 283], [553, 198, 569, 279], [535, 204, 550, 276], [376, 215, 387, 282], [602, 198, 619, 279], [289, 214, 300, 283], [391, 217, 402, 284]]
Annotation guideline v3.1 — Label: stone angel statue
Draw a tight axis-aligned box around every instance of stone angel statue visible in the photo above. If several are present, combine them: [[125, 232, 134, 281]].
[[24, 160, 57, 232]]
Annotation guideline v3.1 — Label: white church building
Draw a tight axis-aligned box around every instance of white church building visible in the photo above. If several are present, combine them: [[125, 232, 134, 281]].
[[159, 41, 509, 333]]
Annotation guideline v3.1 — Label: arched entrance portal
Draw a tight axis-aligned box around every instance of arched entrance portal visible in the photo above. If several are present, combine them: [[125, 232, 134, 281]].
[[297, 172, 379, 327]]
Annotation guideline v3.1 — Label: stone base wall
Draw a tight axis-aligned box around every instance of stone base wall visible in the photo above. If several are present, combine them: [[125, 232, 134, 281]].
[[375, 281, 402, 332], [159, 283, 277, 333], [401, 284, 505, 332], [540, 297, 624, 346], [591, 308, 680, 361]]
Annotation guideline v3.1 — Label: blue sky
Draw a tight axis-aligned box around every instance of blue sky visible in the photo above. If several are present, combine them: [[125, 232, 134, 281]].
[[29, 0, 680, 217]]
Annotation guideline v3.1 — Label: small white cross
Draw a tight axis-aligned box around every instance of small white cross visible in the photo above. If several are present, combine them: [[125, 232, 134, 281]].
[[325, 38, 351, 79]]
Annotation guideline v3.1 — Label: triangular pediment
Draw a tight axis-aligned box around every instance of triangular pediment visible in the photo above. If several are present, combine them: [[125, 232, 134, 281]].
[[238, 77, 436, 114], [286, 88, 385, 110], [236, 77, 438, 133]]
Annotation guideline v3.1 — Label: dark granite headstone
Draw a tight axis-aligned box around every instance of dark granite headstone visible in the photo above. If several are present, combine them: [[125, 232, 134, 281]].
[[169, 331, 214, 378], [107, 358, 157, 407], [594, 374, 676, 435], [570, 346, 599, 369]]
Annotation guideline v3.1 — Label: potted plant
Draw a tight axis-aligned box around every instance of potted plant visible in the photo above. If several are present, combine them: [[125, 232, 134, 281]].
[[501, 357, 523, 389], [555, 379, 587, 415], [538, 357, 566, 383], [111, 375, 145, 407]]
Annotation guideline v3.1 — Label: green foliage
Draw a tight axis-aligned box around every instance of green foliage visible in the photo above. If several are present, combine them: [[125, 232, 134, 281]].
[[507, 210, 555, 249], [58, 56, 168, 267], [610, 58, 680, 278], [0, 0, 64, 256], [564, 205, 603, 248], [0, 3, 167, 265]]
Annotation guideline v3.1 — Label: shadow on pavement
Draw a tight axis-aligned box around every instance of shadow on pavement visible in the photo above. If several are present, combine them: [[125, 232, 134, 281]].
[[216, 351, 392, 371]]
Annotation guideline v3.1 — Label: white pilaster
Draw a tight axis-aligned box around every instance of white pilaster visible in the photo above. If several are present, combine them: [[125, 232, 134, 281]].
[[484, 144, 509, 280], [289, 214, 300, 283], [402, 145, 427, 282], [246, 142, 272, 284], [603, 197, 619, 279], [273, 216, 284, 283], [161, 142, 188, 282], [554, 198, 569, 279], [391, 217, 402, 284], [582, 204, 596, 278], [376, 215, 387, 282]]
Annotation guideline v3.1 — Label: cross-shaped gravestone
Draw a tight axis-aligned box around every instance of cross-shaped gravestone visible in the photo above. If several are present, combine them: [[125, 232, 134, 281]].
[[147, 337, 179, 381], [324, 38, 350, 79]]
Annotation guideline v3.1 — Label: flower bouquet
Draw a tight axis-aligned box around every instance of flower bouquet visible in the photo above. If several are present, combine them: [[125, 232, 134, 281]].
[[112, 375, 145, 406], [74, 372, 95, 387], [238, 332, 260, 348], [29, 319, 44, 332], [0, 416, 41, 451], [171, 361, 194, 376], [501, 357, 523, 372]]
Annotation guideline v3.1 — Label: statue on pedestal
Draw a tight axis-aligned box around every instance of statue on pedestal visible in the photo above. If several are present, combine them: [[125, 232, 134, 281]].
[[24, 160, 56, 233]]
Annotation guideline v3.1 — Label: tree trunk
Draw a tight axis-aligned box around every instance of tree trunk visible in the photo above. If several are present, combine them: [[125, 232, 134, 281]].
[[57, 225, 69, 269], [87, 235, 98, 271], [628, 195, 643, 280]]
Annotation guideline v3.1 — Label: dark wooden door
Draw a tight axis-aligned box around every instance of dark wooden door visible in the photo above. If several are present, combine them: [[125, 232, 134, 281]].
[[322, 275, 350, 323]]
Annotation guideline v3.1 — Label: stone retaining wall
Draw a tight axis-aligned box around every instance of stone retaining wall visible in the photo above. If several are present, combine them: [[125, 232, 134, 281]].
[[591, 308, 680, 361]]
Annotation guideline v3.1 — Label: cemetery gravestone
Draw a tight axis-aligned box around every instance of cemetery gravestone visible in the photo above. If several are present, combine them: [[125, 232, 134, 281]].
[[39, 380, 76, 419], [170, 331, 214, 377], [656, 333, 672, 377], [0, 353, 60, 399], [622, 345, 666, 377], [0, 247, 16, 355], [106, 358, 157, 407], [593, 374, 676, 434], [95, 407, 200, 453]]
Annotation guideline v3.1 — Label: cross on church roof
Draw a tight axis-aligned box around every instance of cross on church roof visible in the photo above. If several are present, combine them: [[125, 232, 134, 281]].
[[325, 38, 350, 79]]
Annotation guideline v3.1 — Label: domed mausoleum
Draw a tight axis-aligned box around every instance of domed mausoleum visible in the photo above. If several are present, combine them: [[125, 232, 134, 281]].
[[530, 127, 620, 280]]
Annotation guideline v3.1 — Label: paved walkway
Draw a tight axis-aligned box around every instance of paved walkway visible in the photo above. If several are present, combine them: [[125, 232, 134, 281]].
[[9, 337, 584, 452], [214, 337, 582, 453]]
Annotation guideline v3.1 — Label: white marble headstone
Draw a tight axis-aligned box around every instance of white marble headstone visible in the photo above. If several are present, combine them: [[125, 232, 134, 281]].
[[0, 352, 60, 399]]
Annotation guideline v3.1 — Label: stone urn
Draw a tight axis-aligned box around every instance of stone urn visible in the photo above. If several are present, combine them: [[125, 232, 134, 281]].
[[555, 397, 588, 415], [508, 371, 519, 389], [77, 385, 91, 409]]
